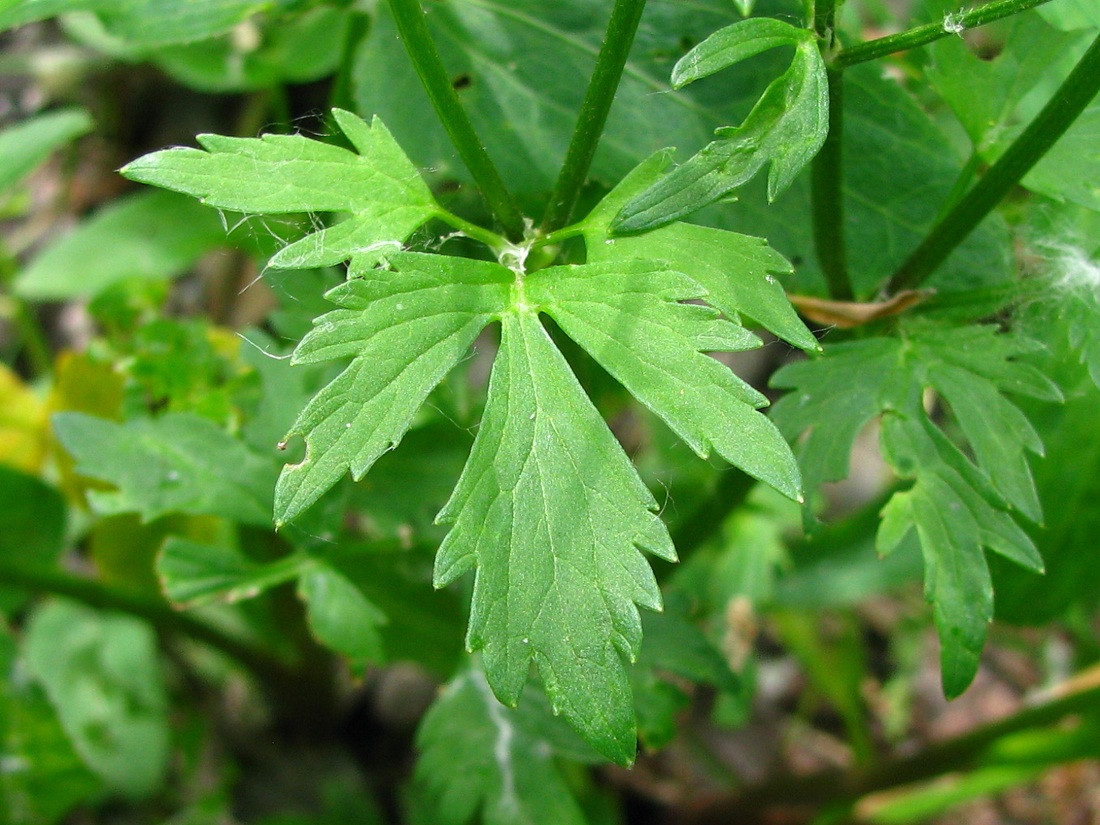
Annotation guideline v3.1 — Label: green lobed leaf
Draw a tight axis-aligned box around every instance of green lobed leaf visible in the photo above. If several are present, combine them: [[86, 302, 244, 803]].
[[412, 667, 593, 825], [14, 190, 227, 301], [771, 323, 1058, 695], [583, 151, 820, 353], [23, 600, 169, 798], [121, 110, 439, 273], [273, 252, 511, 526], [0, 108, 91, 194], [53, 411, 277, 526], [527, 259, 802, 501], [434, 309, 676, 765], [614, 20, 827, 233]]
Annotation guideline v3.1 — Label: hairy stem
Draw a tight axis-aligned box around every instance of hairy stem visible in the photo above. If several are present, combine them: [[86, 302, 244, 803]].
[[886, 29, 1100, 294], [684, 675, 1100, 823], [541, 0, 647, 232], [835, 0, 1057, 68], [387, 0, 525, 241], [0, 562, 295, 688]]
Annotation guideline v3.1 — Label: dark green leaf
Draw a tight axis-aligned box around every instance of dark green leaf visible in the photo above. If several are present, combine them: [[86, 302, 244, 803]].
[[297, 562, 387, 667]]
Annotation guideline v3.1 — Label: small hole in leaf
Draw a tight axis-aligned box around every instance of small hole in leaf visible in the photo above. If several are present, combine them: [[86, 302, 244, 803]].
[[452, 73, 473, 90]]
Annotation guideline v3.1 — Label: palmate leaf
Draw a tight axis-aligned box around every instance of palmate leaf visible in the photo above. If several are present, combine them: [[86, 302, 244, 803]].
[[120, 109, 440, 272], [614, 18, 828, 233], [125, 116, 805, 762], [771, 322, 1060, 695], [268, 249, 801, 762]]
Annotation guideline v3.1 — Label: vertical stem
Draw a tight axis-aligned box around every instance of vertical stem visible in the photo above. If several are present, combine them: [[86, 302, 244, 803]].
[[886, 30, 1100, 294], [541, 0, 648, 233], [811, 68, 853, 300], [387, 0, 525, 241], [810, 0, 854, 300]]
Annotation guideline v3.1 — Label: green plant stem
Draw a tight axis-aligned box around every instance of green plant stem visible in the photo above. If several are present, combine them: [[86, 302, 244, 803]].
[[835, 0, 1058, 68], [387, 0, 525, 241], [684, 677, 1100, 823], [0, 562, 294, 688], [811, 67, 853, 301], [885, 29, 1100, 294], [540, 0, 647, 233]]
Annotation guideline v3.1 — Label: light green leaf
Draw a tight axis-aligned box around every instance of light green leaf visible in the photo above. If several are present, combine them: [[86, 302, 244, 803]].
[[157, 538, 305, 607], [993, 380, 1100, 622], [0, 108, 91, 193], [434, 310, 676, 765], [121, 110, 439, 272], [614, 20, 827, 232], [412, 668, 591, 825], [52, 412, 277, 526], [527, 259, 802, 501], [24, 600, 169, 797], [771, 323, 1057, 696], [298, 563, 387, 667], [0, 0, 294, 45], [273, 252, 512, 526], [584, 152, 820, 353], [14, 190, 227, 300]]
